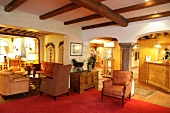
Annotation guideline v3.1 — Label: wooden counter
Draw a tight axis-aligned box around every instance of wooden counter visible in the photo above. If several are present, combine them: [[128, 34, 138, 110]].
[[145, 61, 170, 92]]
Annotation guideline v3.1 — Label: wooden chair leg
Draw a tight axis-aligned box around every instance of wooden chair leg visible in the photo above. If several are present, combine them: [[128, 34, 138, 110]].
[[26, 92, 29, 97], [40, 91, 43, 96], [3, 96, 7, 100], [54, 96, 57, 101], [101, 94, 103, 102], [122, 96, 124, 108], [67, 92, 69, 96], [129, 93, 131, 101]]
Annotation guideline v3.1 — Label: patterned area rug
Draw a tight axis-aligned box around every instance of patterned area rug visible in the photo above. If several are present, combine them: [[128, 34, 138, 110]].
[[135, 87, 158, 98]]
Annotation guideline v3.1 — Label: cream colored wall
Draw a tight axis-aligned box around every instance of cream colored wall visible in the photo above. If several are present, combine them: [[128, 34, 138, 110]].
[[44, 34, 64, 63], [0, 6, 83, 65]]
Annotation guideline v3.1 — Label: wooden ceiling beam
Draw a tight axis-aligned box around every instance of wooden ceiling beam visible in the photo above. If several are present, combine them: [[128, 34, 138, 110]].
[[82, 11, 170, 30], [0, 32, 37, 38], [65, 0, 170, 25], [4, 0, 28, 12], [40, 3, 79, 20], [39, 0, 104, 20], [69, 0, 128, 27]]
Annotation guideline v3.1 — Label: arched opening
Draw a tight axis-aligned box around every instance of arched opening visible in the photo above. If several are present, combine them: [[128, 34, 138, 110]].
[[131, 31, 170, 91], [89, 37, 121, 78]]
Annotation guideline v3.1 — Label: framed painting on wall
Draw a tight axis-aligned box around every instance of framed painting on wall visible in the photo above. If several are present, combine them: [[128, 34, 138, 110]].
[[70, 42, 83, 56], [21, 38, 27, 61]]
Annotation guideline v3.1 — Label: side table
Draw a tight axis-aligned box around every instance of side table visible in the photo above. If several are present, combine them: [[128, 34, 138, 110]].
[[70, 70, 98, 93], [26, 74, 46, 93]]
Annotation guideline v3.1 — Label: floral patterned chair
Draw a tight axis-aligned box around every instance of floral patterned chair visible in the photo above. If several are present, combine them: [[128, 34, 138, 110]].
[[101, 70, 133, 108], [40, 64, 72, 101]]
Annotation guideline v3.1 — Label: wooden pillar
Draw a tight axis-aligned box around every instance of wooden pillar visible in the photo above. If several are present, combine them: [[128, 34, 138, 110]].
[[119, 43, 134, 71]]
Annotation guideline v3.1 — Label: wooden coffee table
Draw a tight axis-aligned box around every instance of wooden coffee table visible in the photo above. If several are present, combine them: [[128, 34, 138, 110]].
[[26, 74, 46, 91]]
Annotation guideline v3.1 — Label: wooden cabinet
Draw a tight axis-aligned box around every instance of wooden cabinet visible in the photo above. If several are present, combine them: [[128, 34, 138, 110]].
[[70, 71, 98, 93]]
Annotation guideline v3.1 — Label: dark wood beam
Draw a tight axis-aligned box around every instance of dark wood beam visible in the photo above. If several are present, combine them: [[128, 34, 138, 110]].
[[65, 0, 170, 25], [39, 0, 104, 20], [69, 0, 128, 27], [82, 11, 170, 30], [0, 32, 38, 38], [4, 0, 28, 12], [40, 3, 79, 20]]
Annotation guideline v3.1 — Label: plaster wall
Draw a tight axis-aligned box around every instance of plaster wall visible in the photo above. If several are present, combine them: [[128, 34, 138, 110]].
[[0, 6, 84, 64], [83, 17, 170, 44]]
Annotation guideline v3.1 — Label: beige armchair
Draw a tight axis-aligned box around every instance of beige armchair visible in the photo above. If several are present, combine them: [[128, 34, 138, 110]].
[[0, 71, 30, 100], [40, 64, 72, 101], [102, 70, 133, 108]]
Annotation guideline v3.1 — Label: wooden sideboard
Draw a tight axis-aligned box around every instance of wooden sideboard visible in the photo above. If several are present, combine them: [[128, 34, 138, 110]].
[[70, 71, 98, 93]]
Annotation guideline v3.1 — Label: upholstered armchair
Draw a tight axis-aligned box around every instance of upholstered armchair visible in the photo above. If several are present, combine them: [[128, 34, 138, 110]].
[[102, 70, 133, 108], [8, 59, 25, 74], [0, 70, 30, 100], [40, 64, 72, 101]]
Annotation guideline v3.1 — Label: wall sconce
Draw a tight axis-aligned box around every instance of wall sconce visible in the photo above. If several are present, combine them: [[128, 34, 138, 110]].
[[133, 45, 140, 49], [13, 44, 18, 51], [25, 44, 32, 50]]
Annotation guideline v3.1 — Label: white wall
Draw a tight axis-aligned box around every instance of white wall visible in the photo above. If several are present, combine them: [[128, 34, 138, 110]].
[[83, 17, 170, 44], [0, 6, 84, 65]]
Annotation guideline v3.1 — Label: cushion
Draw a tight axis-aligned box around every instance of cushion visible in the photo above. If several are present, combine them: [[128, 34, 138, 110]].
[[0, 70, 14, 75], [10, 66, 20, 71], [8, 74, 23, 81], [40, 62, 46, 71], [44, 62, 54, 73], [113, 71, 132, 85]]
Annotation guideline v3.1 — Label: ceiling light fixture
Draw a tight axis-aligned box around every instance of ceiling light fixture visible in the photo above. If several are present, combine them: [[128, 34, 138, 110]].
[[154, 37, 162, 48]]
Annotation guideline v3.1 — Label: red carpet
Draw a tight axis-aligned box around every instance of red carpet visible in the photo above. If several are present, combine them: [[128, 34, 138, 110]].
[[0, 89, 169, 113]]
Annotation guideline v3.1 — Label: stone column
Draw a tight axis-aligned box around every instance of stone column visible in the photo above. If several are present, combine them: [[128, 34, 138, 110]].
[[119, 43, 134, 71]]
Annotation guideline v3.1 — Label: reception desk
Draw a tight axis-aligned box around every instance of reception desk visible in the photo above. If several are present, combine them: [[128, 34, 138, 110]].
[[145, 61, 170, 92]]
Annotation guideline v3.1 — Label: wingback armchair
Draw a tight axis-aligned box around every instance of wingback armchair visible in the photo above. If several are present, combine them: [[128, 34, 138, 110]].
[[8, 59, 25, 74], [102, 70, 133, 108], [40, 64, 72, 101], [0, 70, 30, 100]]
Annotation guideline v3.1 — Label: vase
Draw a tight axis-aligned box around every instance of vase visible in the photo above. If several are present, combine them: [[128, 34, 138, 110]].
[[87, 64, 92, 72]]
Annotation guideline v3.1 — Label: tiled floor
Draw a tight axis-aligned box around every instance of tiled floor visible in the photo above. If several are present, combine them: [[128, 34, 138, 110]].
[[0, 68, 170, 108]]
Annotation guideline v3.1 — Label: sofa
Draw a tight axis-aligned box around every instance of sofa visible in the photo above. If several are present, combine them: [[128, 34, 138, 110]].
[[33, 61, 63, 76], [0, 70, 30, 99]]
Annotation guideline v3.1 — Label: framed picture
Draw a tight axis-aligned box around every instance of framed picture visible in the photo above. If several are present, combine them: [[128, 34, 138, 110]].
[[70, 42, 83, 56]]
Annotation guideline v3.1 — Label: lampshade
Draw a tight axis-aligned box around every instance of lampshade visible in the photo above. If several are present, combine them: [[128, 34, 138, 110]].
[[133, 45, 140, 49], [28, 53, 36, 61], [104, 42, 114, 47], [154, 43, 162, 48], [0, 55, 4, 62]]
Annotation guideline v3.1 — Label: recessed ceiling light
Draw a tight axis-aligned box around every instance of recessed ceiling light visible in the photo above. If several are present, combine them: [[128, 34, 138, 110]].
[[154, 11, 157, 14], [145, 0, 149, 2]]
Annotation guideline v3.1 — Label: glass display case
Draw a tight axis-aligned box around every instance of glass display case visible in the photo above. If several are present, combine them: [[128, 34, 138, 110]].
[[103, 48, 113, 77]]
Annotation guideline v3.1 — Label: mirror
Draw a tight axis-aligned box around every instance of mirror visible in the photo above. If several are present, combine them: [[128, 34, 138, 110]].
[[45, 43, 55, 62]]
